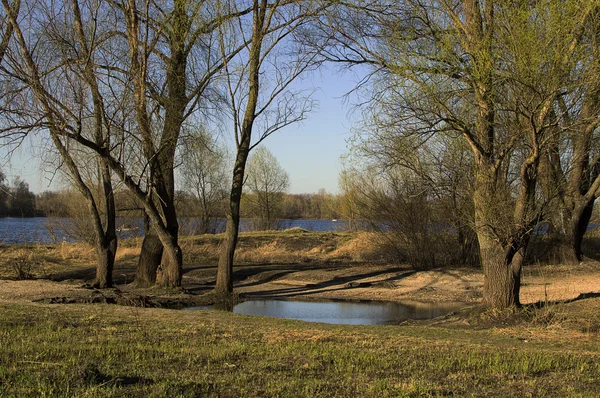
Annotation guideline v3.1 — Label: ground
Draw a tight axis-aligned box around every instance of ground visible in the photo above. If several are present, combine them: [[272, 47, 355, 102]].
[[0, 230, 599, 307], [2, 231, 600, 396]]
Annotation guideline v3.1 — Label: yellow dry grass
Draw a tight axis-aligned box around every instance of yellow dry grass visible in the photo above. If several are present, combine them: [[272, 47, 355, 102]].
[[327, 232, 393, 262], [234, 239, 309, 264]]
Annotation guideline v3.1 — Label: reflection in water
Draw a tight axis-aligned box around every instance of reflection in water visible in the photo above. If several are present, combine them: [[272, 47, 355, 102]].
[[184, 300, 464, 325]]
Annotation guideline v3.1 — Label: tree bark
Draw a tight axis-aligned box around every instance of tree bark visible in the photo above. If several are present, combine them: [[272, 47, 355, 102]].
[[473, 161, 526, 308], [156, 242, 182, 287], [135, 231, 163, 287], [216, 154, 247, 296], [479, 236, 523, 308], [93, 236, 117, 288], [570, 200, 594, 262]]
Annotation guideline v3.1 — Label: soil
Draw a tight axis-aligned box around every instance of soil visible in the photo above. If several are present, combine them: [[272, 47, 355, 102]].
[[1, 258, 599, 308]]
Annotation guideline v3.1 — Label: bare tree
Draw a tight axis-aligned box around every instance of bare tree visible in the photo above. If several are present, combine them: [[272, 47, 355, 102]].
[[179, 128, 229, 234], [214, 0, 328, 296], [245, 146, 290, 230], [0, 0, 118, 287], [0, 0, 260, 288]]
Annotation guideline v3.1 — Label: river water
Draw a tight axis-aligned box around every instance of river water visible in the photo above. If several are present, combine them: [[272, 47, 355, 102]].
[[184, 299, 464, 325], [0, 217, 352, 244]]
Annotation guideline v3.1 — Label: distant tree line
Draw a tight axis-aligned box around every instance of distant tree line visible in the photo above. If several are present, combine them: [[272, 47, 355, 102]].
[[0, 170, 36, 217], [37, 187, 343, 225]]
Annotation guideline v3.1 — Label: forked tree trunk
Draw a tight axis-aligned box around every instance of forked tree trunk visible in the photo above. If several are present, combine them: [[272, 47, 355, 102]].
[[545, 199, 594, 264], [473, 162, 527, 309]]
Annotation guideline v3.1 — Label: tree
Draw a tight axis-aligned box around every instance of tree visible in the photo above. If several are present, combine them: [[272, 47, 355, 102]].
[[538, 8, 600, 263], [245, 146, 290, 230], [0, 169, 8, 216], [341, 133, 478, 268], [7, 177, 35, 217], [179, 128, 229, 234], [319, 0, 594, 308], [0, 0, 259, 288], [0, 0, 120, 287], [214, 0, 327, 296]]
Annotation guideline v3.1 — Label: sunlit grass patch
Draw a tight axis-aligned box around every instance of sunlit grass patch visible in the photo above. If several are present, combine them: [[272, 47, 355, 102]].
[[1, 301, 599, 396]]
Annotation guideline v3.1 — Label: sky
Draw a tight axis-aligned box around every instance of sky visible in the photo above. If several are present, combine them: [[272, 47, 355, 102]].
[[0, 67, 366, 195], [256, 67, 364, 194]]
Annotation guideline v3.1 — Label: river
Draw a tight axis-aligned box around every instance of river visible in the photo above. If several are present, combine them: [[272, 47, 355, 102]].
[[0, 217, 353, 244]]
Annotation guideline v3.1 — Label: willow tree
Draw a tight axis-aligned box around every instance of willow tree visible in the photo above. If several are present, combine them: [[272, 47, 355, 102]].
[[540, 6, 600, 263], [320, 0, 595, 308], [215, 0, 327, 296], [0, 0, 118, 287], [1, 0, 260, 288]]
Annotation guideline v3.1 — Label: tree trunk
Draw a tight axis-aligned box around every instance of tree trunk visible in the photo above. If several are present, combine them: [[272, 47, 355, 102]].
[[156, 242, 182, 287], [93, 236, 117, 288], [215, 0, 265, 297], [571, 200, 594, 262], [479, 235, 522, 308], [544, 198, 594, 264], [458, 224, 479, 267], [473, 162, 524, 309], [216, 188, 242, 296], [135, 231, 163, 287]]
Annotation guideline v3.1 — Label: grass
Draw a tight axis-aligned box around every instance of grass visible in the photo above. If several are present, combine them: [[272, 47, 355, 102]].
[[1, 230, 600, 395], [1, 300, 600, 397]]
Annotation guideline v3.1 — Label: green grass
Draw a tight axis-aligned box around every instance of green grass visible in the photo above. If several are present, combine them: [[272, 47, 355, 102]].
[[1, 302, 599, 397]]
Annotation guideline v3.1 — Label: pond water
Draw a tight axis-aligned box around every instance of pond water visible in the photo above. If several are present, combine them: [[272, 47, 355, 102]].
[[184, 299, 464, 325]]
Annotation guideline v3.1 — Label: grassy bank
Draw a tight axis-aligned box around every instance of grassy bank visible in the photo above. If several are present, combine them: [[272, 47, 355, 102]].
[[1, 300, 599, 397], [0, 230, 393, 281]]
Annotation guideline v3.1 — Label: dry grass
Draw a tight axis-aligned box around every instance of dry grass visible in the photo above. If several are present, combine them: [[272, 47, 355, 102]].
[[327, 232, 397, 262], [178, 231, 392, 265], [0, 243, 95, 279]]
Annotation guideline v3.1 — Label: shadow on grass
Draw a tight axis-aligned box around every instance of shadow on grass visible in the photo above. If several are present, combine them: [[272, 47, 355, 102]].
[[527, 291, 600, 309], [49, 265, 136, 284]]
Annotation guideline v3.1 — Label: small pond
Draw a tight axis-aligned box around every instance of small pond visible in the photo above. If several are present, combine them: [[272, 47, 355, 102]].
[[184, 299, 465, 325]]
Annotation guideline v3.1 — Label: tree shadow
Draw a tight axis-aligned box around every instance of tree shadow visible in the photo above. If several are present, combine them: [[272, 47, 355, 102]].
[[240, 267, 417, 300], [182, 263, 331, 295], [48, 265, 136, 284], [49, 267, 97, 282], [527, 291, 600, 309]]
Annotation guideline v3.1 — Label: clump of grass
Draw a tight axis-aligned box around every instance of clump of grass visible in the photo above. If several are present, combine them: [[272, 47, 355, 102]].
[[9, 249, 38, 280], [58, 242, 96, 261]]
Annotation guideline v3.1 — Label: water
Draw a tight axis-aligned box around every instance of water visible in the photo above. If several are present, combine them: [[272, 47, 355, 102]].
[[0, 217, 351, 244], [0, 217, 61, 244], [184, 299, 464, 325]]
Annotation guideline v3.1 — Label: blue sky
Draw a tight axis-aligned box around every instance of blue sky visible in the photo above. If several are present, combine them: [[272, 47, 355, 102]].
[[1, 67, 365, 195], [257, 67, 363, 194]]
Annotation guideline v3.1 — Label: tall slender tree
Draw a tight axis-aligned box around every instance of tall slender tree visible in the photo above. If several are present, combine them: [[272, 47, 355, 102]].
[[215, 0, 327, 296]]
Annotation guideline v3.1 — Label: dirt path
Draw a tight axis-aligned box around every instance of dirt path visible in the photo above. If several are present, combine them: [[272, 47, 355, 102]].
[[1, 260, 599, 306]]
